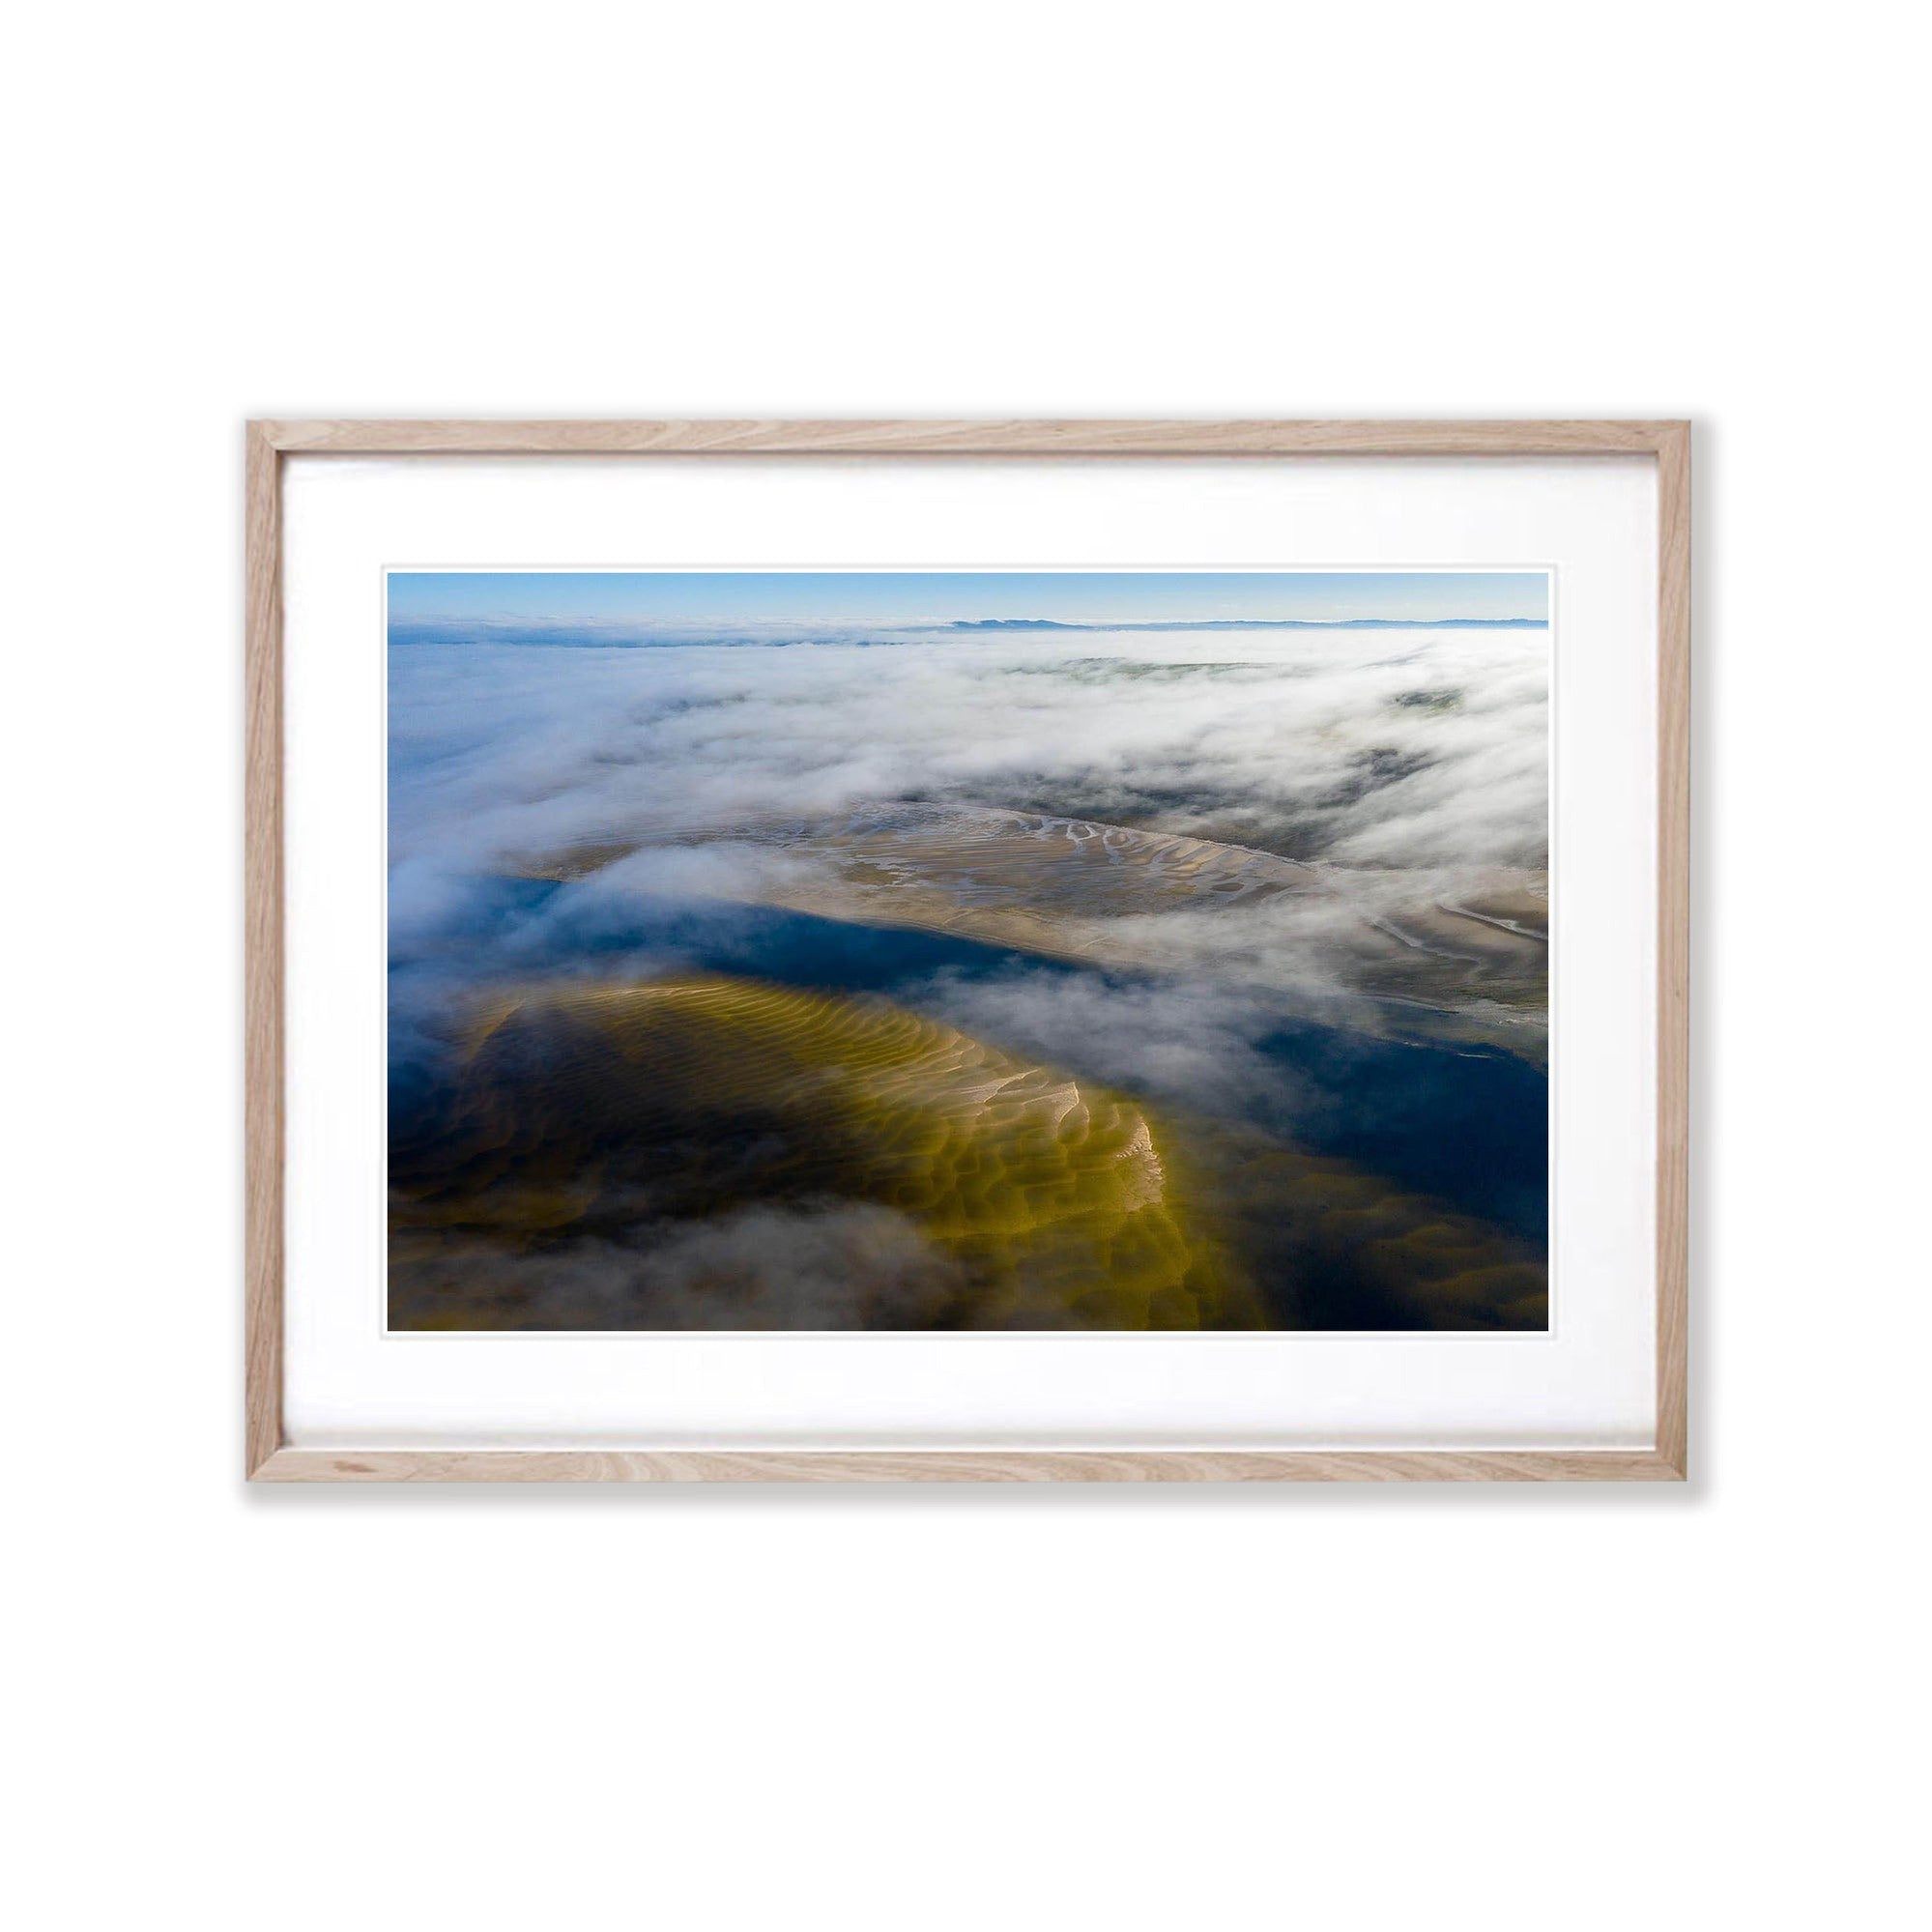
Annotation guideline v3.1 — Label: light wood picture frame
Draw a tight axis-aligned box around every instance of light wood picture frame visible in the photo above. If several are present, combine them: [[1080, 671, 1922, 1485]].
[[246, 418, 1688, 1483]]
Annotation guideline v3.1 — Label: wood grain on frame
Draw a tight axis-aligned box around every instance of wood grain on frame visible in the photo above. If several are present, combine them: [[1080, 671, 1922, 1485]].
[[252, 1448, 1685, 1483], [245, 422, 284, 1477], [257, 418, 1685, 457], [1654, 423, 1691, 1476], [245, 420, 1691, 1485]]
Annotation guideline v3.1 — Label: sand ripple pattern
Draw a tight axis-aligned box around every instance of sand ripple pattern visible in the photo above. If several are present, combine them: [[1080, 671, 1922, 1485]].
[[391, 975, 1250, 1331], [808, 804, 1318, 911], [390, 974, 1545, 1333], [533, 801, 1548, 1053]]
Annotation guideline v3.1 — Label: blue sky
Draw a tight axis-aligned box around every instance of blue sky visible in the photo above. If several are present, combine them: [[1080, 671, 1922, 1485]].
[[388, 569, 1547, 627]]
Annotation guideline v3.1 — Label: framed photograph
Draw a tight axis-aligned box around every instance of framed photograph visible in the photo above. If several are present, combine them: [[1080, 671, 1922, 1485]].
[[246, 419, 1687, 1482]]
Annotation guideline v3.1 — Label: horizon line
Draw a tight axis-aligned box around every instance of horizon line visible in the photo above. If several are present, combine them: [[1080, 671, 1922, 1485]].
[[389, 614, 1549, 644]]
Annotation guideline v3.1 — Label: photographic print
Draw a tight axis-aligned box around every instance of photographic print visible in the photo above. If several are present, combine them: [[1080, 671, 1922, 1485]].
[[388, 568, 1549, 1333]]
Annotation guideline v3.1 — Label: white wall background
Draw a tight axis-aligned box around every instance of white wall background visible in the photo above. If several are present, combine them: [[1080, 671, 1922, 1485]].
[[7, 5, 1924, 1928]]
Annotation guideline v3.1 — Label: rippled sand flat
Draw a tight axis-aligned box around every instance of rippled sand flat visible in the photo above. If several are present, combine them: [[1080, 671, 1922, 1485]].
[[389, 975, 1544, 1332], [528, 802, 1548, 1058]]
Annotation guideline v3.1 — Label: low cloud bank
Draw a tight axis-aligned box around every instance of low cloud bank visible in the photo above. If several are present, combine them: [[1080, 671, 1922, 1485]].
[[390, 1201, 966, 1330], [389, 625, 1549, 907]]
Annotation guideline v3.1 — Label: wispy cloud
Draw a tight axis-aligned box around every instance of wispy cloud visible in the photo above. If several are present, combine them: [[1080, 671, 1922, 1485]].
[[389, 623, 1550, 889]]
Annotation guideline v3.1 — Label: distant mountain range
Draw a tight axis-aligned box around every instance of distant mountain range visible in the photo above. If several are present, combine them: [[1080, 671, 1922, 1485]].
[[944, 618, 1546, 632], [390, 614, 1548, 647]]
